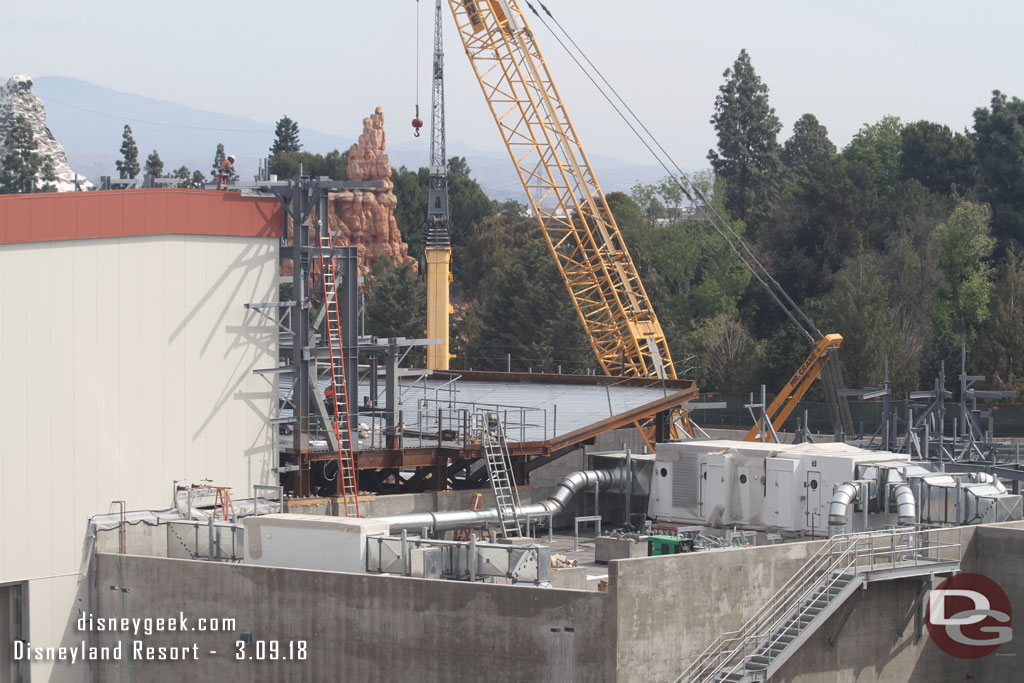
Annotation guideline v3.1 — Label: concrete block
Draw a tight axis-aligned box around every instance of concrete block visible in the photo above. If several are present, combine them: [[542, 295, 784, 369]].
[[495, 536, 542, 545], [548, 566, 587, 590], [595, 536, 646, 563]]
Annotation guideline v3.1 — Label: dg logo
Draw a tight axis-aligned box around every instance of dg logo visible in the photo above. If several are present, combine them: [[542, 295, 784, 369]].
[[926, 573, 1012, 659]]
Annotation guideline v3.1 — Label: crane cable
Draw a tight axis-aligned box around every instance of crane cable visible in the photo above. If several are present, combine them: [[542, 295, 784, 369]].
[[522, 1, 821, 344], [414, 0, 422, 134]]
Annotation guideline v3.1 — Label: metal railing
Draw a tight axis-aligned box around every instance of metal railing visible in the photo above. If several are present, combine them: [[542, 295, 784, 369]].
[[353, 398, 551, 450], [677, 526, 962, 683]]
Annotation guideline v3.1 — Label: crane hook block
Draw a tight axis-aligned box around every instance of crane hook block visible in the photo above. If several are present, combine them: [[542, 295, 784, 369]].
[[412, 117, 424, 137]]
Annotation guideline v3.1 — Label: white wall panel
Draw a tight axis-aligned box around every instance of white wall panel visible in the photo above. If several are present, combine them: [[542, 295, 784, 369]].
[[1, 234, 277, 590], [2, 245, 29, 582]]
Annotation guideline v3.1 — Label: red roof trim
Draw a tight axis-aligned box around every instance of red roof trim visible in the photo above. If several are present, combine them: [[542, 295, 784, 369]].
[[0, 189, 284, 244]]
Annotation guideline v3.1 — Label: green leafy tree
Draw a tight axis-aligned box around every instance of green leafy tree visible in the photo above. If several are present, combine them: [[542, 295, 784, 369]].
[[822, 249, 897, 390], [457, 212, 534, 299], [842, 115, 904, 197], [172, 165, 192, 188], [363, 258, 427, 357], [974, 251, 1024, 395], [933, 201, 995, 341], [392, 165, 429, 258], [191, 170, 206, 188], [270, 115, 301, 155], [116, 124, 140, 179], [38, 159, 57, 192], [972, 91, 1024, 249], [900, 120, 976, 196], [391, 156, 495, 262], [708, 49, 783, 223], [447, 156, 496, 248], [616, 175, 750, 357], [144, 150, 164, 177], [269, 149, 348, 182], [469, 238, 590, 373], [685, 314, 764, 392]]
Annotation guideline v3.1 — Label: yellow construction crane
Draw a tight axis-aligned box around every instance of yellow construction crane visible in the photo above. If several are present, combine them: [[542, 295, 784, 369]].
[[447, 0, 675, 381], [744, 334, 844, 442], [446, 0, 848, 442]]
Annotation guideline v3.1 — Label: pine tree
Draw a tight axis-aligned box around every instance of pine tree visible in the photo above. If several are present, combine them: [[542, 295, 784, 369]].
[[39, 159, 58, 192], [270, 116, 301, 155], [210, 143, 226, 181], [0, 115, 42, 193], [708, 49, 783, 222], [782, 113, 836, 172], [116, 124, 140, 179], [144, 150, 164, 177]]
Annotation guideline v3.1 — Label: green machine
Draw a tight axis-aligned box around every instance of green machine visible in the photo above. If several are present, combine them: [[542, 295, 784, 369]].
[[647, 535, 695, 556]]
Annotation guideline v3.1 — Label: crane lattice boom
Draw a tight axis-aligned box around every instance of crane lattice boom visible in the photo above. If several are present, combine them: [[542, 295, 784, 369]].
[[448, 0, 674, 379]]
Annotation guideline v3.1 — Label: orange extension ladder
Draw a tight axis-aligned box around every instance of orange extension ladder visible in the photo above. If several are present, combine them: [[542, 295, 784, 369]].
[[213, 487, 235, 521], [454, 493, 491, 541], [319, 231, 360, 517]]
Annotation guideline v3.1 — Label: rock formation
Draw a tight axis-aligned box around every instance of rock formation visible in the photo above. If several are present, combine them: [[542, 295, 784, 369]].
[[0, 75, 91, 191], [328, 107, 413, 275]]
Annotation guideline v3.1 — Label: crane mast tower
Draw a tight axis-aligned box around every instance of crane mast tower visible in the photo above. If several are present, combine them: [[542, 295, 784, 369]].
[[425, 0, 453, 370]]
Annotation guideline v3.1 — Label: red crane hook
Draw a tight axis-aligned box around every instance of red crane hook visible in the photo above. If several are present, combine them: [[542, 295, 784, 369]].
[[412, 103, 423, 137]]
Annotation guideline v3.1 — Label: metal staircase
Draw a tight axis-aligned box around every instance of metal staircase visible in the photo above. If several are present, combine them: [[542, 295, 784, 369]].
[[476, 411, 523, 538], [678, 527, 962, 683], [319, 231, 359, 517]]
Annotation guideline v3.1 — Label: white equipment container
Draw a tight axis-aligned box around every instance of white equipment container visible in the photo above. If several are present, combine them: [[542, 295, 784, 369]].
[[243, 513, 389, 573], [649, 440, 911, 535]]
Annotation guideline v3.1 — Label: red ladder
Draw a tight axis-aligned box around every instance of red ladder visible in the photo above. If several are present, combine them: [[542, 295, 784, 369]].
[[319, 231, 360, 517]]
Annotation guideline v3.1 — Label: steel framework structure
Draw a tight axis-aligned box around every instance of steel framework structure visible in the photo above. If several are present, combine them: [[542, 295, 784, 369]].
[[447, 0, 674, 380]]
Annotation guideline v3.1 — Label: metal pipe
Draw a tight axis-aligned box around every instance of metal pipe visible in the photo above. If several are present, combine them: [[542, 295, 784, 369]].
[[828, 482, 860, 527], [376, 468, 624, 533], [892, 483, 916, 526]]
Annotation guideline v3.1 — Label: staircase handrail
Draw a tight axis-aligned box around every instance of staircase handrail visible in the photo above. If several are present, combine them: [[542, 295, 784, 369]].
[[677, 526, 962, 683]]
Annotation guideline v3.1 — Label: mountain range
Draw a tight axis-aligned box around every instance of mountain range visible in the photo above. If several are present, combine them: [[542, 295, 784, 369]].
[[15, 75, 674, 200]]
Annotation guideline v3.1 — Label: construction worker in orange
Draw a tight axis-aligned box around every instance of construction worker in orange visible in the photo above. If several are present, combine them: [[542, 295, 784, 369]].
[[325, 382, 336, 416], [217, 154, 236, 190]]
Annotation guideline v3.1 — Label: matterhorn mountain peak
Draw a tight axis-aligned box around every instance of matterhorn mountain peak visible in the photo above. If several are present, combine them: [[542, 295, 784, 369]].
[[0, 74, 92, 191]]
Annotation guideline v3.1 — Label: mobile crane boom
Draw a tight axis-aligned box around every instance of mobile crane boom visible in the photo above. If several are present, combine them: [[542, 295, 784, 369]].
[[447, 0, 675, 380]]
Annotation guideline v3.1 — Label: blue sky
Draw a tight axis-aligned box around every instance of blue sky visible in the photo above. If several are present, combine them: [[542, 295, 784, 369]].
[[3, 1, 1022, 167]]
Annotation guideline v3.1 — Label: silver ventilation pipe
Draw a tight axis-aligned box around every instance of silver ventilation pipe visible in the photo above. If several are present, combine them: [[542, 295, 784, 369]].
[[828, 482, 860, 527], [374, 468, 625, 534], [891, 483, 916, 526]]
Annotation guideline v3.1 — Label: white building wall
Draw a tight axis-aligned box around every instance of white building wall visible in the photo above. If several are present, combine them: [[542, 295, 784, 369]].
[[0, 234, 278, 680]]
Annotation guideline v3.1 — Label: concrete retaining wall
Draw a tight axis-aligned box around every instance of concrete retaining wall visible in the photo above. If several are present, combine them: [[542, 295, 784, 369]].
[[610, 522, 1024, 682], [88, 522, 1024, 682], [93, 553, 615, 683]]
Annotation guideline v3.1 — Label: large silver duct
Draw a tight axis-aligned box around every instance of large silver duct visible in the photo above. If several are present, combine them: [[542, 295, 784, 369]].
[[828, 482, 860, 527], [891, 483, 917, 526], [375, 468, 625, 534]]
